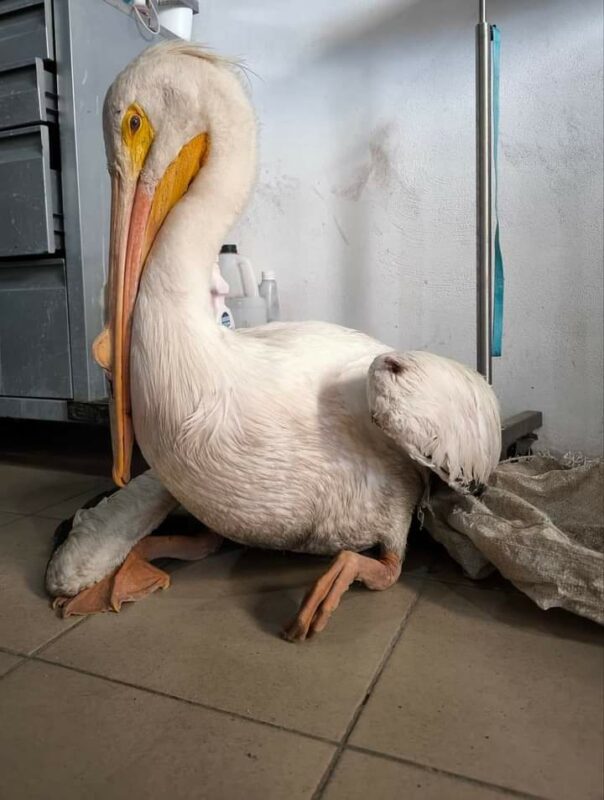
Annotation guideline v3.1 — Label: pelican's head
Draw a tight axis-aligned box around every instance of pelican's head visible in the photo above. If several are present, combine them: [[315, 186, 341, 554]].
[[95, 43, 255, 485]]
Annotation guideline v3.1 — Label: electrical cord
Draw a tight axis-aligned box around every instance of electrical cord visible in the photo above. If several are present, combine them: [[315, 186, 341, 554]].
[[132, 0, 160, 36]]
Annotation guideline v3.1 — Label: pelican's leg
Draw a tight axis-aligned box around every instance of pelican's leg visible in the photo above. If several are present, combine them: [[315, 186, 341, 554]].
[[46, 471, 177, 598], [283, 549, 402, 642], [53, 530, 222, 618]]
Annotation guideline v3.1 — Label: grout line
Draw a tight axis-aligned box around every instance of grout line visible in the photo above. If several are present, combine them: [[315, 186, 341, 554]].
[[345, 745, 549, 800], [30, 655, 339, 747], [0, 644, 25, 657], [0, 510, 37, 523], [0, 656, 27, 681], [0, 483, 108, 526], [0, 512, 24, 528], [311, 580, 426, 800], [0, 617, 90, 662], [29, 616, 91, 658], [32, 480, 112, 516]]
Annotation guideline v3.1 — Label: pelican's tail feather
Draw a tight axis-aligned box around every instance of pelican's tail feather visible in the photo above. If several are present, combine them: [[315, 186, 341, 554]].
[[368, 351, 501, 493]]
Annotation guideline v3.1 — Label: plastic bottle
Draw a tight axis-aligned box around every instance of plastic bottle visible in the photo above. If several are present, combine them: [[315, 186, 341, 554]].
[[258, 270, 280, 322], [210, 261, 235, 329], [218, 244, 258, 299], [218, 244, 267, 328]]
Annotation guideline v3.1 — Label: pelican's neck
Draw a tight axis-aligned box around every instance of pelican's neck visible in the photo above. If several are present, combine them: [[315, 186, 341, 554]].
[[144, 107, 256, 303], [131, 108, 256, 433]]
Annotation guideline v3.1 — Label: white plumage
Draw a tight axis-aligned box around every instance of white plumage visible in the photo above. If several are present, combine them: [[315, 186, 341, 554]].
[[46, 471, 176, 597], [369, 351, 501, 491], [47, 43, 501, 638]]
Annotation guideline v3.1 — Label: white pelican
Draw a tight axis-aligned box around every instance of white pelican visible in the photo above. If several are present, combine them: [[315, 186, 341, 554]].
[[47, 42, 501, 640]]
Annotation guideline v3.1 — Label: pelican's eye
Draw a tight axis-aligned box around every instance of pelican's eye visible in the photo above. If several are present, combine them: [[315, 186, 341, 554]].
[[121, 103, 154, 174]]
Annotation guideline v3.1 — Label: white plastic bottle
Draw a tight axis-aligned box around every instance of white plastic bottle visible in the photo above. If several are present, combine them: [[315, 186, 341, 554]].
[[218, 244, 258, 298], [219, 244, 268, 328], [210, 262, 235, 329], [258, 271, 280, 322]]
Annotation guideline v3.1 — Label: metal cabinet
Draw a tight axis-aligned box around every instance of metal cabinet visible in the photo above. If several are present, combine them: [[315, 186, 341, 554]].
[[0, 0, 54, 70], [0, 126, 63, 255], [0, 58, 57, 130], [0, 260, 71, 399], [0, 0, 192, 422]]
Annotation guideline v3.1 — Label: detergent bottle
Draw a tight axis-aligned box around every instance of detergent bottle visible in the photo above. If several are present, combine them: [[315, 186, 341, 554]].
[[210, 261, 235, 329], [219, 244, 267, 328]]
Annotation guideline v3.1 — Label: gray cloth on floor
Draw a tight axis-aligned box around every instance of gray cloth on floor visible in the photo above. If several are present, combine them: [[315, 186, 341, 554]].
[[422, 455, 604, 625]]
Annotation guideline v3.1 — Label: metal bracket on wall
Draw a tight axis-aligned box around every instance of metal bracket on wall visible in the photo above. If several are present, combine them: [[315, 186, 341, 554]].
[[501, 410, 543, 459], [102, 0, 199, 23]]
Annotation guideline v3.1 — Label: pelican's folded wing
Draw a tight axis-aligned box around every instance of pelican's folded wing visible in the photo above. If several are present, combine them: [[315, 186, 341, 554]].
[[368, 351, 501, 493]]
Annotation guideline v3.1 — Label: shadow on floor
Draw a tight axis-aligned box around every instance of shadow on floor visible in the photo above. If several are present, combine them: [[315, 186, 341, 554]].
[[0, 418, 147, 478]]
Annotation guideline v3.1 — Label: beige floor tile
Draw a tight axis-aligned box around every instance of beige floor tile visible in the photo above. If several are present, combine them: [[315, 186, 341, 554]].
[[43, 548, 422, 739], [0, 660, 334, 800], [0, 650, 22, 677], [350, 581, 604, 800], [36, 484, 115, 520], [0, 510, 21, 527], [323, 749, 517, 800], [0, 463, 105, 514], [0, 516, 82, 653]]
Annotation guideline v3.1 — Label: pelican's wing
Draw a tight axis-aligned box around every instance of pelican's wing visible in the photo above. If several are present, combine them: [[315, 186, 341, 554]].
[[368, 351, 501, 493]]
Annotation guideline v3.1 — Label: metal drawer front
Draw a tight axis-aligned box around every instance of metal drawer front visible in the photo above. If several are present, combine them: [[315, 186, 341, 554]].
[[0, 58, 57, 129], [0, 260, 72, 399], [0, 124, 63, 256], [0, 0, 54, 70]]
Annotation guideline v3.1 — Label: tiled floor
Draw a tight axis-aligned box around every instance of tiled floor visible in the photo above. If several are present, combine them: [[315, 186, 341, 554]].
[[0, 462, 602, 800]]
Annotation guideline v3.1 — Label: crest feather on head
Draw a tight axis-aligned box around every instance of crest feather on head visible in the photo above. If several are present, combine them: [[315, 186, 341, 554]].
[[134, 40, 247, 78]]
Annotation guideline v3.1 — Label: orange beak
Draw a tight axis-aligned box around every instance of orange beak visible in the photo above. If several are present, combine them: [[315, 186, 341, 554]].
[[93, 133, 210, 486]]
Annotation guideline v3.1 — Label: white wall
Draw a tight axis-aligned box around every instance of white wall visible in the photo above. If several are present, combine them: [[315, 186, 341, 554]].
[[193, 0, 604, 455]]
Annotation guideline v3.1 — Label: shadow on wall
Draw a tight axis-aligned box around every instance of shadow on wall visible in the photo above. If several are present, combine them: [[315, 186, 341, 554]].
[[313, 0, 583, 59], [301, 0, 600, 344], [315, 0, 470, 58], [334, 123, 424, 335], [265, 0, 476, 339]]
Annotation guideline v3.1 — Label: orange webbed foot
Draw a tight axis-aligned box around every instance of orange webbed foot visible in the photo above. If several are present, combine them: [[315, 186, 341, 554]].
[[283, 549, 401, 642], [52, 549, 170, 618], [51, 530, 222, 618]]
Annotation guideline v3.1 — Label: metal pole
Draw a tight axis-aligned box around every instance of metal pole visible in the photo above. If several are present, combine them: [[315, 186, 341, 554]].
[[476, 0, 493, 381]]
